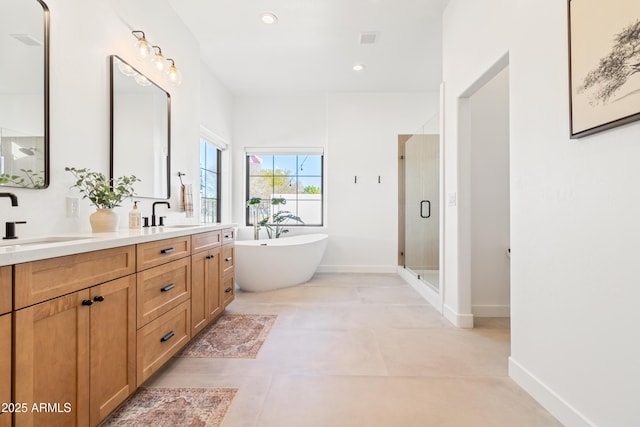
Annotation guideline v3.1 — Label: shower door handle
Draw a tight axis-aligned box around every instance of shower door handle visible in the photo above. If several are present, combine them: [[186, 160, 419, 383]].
[[420, 200, 431, 219]]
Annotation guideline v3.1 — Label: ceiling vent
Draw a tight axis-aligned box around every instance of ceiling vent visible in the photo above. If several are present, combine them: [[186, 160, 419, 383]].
[[359, 32, 379, 45], [10, 34, 42, 46]]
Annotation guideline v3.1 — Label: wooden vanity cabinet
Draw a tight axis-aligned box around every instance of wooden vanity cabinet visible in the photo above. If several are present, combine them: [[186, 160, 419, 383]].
[[13, 250, 136, 427], [0, 267, 11, 427], [191, 230, 222, 336], [135, 237, 192, 387]]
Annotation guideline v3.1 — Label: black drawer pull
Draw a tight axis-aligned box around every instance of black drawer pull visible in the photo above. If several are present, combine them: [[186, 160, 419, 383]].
[[225, 287, 232, 293], [160, 331, 175, 342], [81, 299, 93, 306], [206, 255, 214, 260], [160, 247, 174, 254], [225, 257, 233, 262], [93, 295, 105, 302], [161, 283, 175, 292], [224, 234, 231, 239]]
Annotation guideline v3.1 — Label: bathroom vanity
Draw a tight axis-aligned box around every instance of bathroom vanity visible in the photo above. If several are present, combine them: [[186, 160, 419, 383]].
[[0, 224, 235, 427]]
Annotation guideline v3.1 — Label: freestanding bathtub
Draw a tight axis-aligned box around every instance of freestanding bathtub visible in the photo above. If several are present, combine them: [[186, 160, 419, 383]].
[[235, 233, 328, 292]]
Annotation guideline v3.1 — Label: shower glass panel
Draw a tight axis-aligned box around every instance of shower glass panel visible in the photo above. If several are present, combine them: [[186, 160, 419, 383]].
[[402, 116, 440, 291]]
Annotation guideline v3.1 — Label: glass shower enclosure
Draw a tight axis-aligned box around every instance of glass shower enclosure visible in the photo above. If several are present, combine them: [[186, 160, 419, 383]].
[[399, 116, 440, 291]]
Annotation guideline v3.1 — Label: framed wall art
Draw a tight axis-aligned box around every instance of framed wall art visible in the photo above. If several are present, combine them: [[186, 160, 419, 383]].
[[568, 0, 640, 138]]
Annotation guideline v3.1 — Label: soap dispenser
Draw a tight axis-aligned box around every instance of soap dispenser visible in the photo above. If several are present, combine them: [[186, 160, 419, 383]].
[[129, 201, 142, 229]]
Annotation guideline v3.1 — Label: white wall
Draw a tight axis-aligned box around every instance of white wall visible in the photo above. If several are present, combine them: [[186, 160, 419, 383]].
[[469, 67, 510, 317], [0, 0, 233, 235], [232, 92, 438, 271], [443, 0, 640, 426]]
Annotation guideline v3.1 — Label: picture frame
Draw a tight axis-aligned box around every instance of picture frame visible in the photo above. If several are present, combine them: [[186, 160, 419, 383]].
[[568, 0, 640, 138]]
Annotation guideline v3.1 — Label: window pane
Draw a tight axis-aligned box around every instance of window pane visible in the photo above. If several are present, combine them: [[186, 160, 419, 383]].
[[273, 155, 297, 175], [205, 145, 217, 172], [299, 176, 322, 194], [248, 176, 274, 200], [298, 155, 322, 176], [248, 154, 273, 175], [205, 170, 217, 199], [298, 200, 322, 225]]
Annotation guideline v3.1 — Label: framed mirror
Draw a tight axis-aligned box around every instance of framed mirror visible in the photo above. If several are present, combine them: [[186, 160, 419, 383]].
[[0, 0, 49, 189], [110, 55, 170, 199]]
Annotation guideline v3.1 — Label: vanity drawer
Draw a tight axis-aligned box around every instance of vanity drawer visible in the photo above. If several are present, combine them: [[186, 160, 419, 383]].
[[221, 273, 235, 308], [191, 230, 222, 253], [221, 228, 235, 245], [137, 300, 190, 386], [0, 266, 11, 315], [137, 257, 190, 327], [222, 245, 234, 275], [136, 236, 191, 271], [14, 246, 136, 309]]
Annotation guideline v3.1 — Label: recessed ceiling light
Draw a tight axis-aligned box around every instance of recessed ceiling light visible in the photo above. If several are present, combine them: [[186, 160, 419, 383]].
[[353, 63, 365, 72], [261, 12, 278, 25]]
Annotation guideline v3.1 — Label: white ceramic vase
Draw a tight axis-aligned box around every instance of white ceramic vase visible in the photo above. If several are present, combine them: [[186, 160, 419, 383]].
[[89, 208, 119, 232]]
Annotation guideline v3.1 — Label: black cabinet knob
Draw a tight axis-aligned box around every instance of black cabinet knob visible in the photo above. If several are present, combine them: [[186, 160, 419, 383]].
[[93, 295, 105, 302], [81, 300, 93, 306]]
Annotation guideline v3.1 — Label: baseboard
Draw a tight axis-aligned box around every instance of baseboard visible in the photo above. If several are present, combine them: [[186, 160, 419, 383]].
[[472, 304, 510, 317], [397, 267, 442, 313], [316, 265, 398, 274], [443, 304, 474, 328], [509, 357, 596, 427]]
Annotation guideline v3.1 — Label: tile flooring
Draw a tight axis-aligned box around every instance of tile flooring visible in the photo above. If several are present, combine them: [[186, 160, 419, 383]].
[[147, 273, 562, 426]]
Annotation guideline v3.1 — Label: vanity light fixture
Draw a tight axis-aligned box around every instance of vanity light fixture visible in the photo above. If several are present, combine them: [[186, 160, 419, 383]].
[[132, 30, 152, 61], [150, 46, 168, 72], [353, 63, 365, 71], [166, 58, 183, 86], [261, 12, 278, 25], [130, 30, 183, 86]]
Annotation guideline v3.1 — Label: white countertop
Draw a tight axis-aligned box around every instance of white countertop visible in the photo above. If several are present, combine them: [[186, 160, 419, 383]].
[[0, 224, 237, 266]]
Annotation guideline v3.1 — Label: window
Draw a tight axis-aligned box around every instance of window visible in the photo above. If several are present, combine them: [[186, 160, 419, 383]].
[[246, 151, 323, 226], [200, 139, 221, 223]]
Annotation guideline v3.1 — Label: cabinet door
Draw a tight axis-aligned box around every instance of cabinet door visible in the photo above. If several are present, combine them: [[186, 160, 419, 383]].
[[89, 276, 136, 427], [14, 290, 90, 427], [0, 314, 11, 427], [206, 248, 222, 321], [190, 251, 208, 336]]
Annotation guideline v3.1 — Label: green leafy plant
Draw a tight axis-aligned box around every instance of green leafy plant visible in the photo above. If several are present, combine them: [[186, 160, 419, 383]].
[[66, 167, 140, 209], [248, 197, 304, 239], [0, 169, 46, 188]]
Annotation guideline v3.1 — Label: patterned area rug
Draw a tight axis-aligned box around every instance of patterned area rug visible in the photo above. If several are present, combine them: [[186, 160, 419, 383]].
[[101, 387, 238, 427], [178, 313, 277, 358]]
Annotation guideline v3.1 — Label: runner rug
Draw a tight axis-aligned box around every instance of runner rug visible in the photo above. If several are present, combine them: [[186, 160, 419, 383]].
[[178, 313, 278, 358], [101, 387, 238, 427]]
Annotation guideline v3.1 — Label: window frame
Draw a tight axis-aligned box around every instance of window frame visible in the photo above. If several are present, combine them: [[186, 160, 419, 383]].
[[199, 138, 221, 224], [245, 152, 324, 227]]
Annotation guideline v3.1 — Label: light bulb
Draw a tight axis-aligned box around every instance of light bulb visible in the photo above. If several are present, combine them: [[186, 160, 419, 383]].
[[132, 31, 152, 61], [166, 61, 183, 86], [150, 46, 168, 73]]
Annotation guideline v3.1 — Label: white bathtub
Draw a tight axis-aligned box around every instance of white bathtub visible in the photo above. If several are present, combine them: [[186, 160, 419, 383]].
[[235, 234, 328, 292]]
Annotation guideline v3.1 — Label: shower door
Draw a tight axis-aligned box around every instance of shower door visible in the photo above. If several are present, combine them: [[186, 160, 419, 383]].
[[404, 133, 439, 290]]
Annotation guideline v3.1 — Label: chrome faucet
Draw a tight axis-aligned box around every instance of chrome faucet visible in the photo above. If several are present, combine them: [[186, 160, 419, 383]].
[[0, 192, 18, 206], [151, 201, 170, 226]]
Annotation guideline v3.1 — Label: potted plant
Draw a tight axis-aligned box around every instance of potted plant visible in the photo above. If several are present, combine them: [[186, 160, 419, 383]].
[[66, 167, 140, 232]]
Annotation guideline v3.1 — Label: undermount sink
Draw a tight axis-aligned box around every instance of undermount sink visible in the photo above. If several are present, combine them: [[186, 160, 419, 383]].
[[0, 236, 91, 247]]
